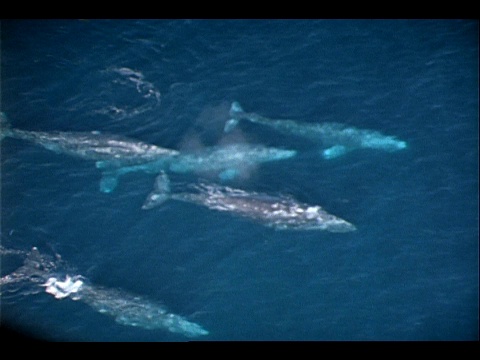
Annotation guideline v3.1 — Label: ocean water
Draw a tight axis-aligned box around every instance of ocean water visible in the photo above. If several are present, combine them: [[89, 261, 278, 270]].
[[0, 19, 478, 341]]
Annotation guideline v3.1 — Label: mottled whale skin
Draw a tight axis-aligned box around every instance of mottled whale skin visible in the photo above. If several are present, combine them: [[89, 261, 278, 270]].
[[98, 143, 297, 193], [0, 246, 209, 337], [143, 173, 356, 233], [1, 112, 179, 193], [1, 112, 178, 166], [168, 143, 297, 176], [0, 113, 296, 193], [224, 102, 407, 159]]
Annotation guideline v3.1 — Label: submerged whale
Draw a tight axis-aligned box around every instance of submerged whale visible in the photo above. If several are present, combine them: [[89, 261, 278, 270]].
[[98, 143, 297, 193], [1, 112, 179, 191], [0, 246, 209, 337], [224, 102, 407, 159], [142, 173, 356, 232]]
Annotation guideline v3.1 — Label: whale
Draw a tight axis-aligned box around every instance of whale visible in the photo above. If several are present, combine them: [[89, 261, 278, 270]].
[[142, 173, 356, 233], [168, 143, 297, 178], [0, 112, 178, 165], [42, 274, 208, 337], [224, 102, 407, 159], [1, 112, 179, 192], [97, 143, 297, 193], [0, 245, 209, 337]]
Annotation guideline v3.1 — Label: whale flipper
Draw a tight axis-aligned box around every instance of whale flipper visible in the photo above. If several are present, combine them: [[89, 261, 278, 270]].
[[224, 118, 239, 133], [100, 171, 120, 193], [321, 145, 349, 160]]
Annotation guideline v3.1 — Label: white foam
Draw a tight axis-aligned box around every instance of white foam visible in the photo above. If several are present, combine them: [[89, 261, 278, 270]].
[[43, 275, 84, 299]]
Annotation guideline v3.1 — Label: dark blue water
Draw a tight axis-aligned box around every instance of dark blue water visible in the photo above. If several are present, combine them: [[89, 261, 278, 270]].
[[1, 19, 478, 341]]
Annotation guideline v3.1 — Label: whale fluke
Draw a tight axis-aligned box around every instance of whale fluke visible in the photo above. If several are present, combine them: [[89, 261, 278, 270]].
[[142, 172, 171, 209], [223, 101, 246, 133]]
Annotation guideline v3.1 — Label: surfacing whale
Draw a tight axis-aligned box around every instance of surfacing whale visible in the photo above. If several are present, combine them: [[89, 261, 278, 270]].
[[0, 113, 178, 166], [97, 143, 297, 193], [1, 112, 179, 192], [224, 102, 407, 159], [0, 245, 208, 338], [142, 173, 356, 232]]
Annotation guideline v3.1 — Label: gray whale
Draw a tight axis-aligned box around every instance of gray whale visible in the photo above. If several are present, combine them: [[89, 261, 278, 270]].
[[1, 112, 179, 192], [224, 102, 407, 159], [143, 173, 356, 233], [0, 245, 208, 337], [98, 143, 297, 193], [1, 113, 178, 166]]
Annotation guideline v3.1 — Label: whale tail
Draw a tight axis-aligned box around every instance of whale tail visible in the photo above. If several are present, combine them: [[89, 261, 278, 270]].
[[142, 172, 171, 210], [229, 101, 245, 118], [224, 101, 246, 133]]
